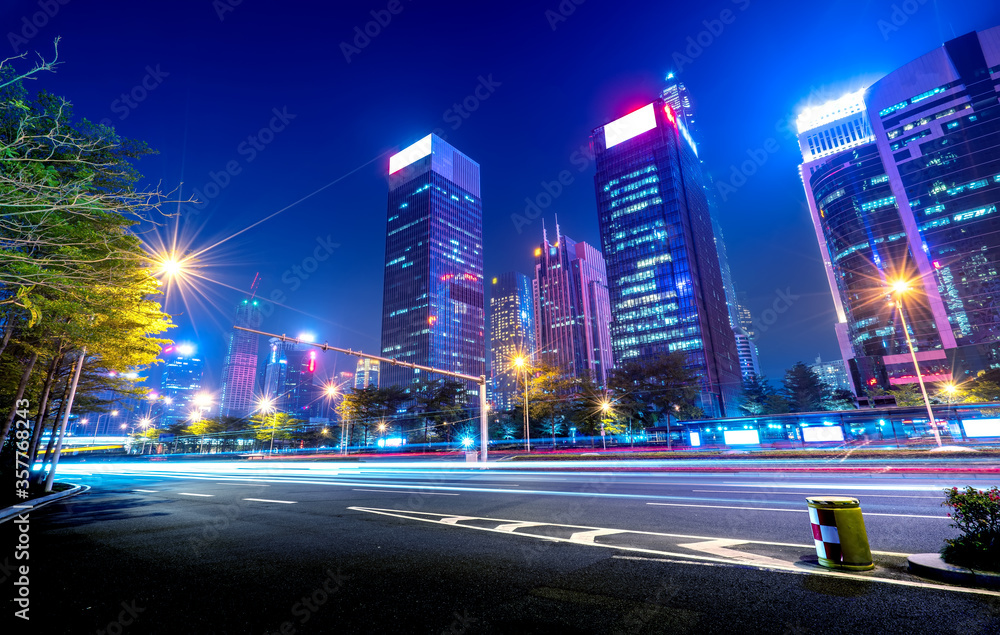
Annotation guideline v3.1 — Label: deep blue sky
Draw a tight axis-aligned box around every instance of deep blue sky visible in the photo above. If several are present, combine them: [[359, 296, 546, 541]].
[[6, 0, 999, 387]]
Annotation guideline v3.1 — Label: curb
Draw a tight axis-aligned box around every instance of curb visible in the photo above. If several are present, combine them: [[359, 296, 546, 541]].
[[907, 553, 1000, 589], [0, 483, 90, 524]]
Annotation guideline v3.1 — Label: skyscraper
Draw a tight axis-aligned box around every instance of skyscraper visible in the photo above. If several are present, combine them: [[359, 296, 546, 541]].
[[380, 134, 485, 392], [220, 298, 262, 418], [592, 99, 742, 417], [797, 27, 1000, 391], [263, 337, 321, 418], [354, 359, 380, 389], [533, 224, 614, 385], [158, 343, 204, 427], [490, 271, 537, 411]]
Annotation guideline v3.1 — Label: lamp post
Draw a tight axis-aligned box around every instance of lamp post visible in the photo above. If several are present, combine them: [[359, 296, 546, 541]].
[[255, 396, 277, 454], [889, 279, 942, 447], [514, 355, 530, 452], [92, 410, 119, 445], [138, 417, 152, 454], [600, 401, 611, 450]]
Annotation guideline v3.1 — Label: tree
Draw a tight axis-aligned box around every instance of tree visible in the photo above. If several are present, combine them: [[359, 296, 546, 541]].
[[962, 380, 1000, 404], [1, 46, 178, 484], [824, 388, 858, 411], [336, 385, 408, 448], [412, 378, 466, 448], [782, 362, 830, 412], [739, 375, 775, 415], [890, 383, 924, 407], [609, 353, 700, 449], [250, 412, 303, 452]]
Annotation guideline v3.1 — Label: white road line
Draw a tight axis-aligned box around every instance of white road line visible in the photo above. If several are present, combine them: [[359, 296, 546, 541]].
[[569, 528, 627, 544], [215, 482, 269, 486], [646, 502, 948, 518], [611, 555, 1000, 599], [495, 521, 550, 532], [133, 489, 157, 493], [243, 498, 296, 504], [692, 490, 940, 499], [352, 489, 459, 496], [177, 493, 214, 497], [677, 538, 790, 568], [439, 516, 477, 525]]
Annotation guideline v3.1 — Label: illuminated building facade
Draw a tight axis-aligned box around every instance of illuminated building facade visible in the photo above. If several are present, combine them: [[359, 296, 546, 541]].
[[809, 357, 853, 393], [263, 337, 321, 418], [533, 225, 614, 385], [489, 271, 537, 411], [354, 359, 380, 389], [380, 134, 485, 393], [592, 100, 742, 417], [159, 343, 204, 427], [798, 27, 1000, 391], [220, 298, 262, 418]]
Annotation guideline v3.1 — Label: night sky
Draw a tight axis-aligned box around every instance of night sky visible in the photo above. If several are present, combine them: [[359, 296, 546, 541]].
[[6, 0, 999, 388]]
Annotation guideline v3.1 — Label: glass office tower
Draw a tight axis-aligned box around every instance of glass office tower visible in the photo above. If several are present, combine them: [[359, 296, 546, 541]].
[[380, 134, 485, 392], [592, 101, 742, 417], [489, 271, 537, 411], [220, 298, 261, 418], [159, 344, 204, 427], [533, 224, 614, 386], [798, 27, 1000, 390]]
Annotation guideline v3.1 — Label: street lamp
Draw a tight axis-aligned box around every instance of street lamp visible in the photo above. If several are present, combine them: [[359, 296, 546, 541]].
[[513, 355, 530, 452], [889, 279, 942, 447], [256, 396, 277, 454], [600, 401, 611, 450], [138, 417, 152, 454]]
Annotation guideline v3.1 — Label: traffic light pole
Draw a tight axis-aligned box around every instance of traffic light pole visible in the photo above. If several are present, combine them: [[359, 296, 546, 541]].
[[234, 327, 490, 463]]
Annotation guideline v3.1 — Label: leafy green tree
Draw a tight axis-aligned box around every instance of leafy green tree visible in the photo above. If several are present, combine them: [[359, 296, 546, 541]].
[[962, 380, 1000, 404], [609, 353, 700, 449], [411, 378, 466, 447], [824, 388, 858, 411], [890, 383, 924, 407], [1, 46, 177, 480], [782, 362, 831, 412], [250, 412, 303, 452], [740, 375, 774, 415]]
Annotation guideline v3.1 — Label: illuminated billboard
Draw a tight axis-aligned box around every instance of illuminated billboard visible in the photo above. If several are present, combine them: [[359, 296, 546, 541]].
[[389, 134, 433, 174], [604, 104, 657, 148], [723, 429, 760, 445], [802, 425, 845, 443], [963, 419, 1000, 438]]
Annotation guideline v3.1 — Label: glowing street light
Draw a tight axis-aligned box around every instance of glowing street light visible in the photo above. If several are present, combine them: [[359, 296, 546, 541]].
[[888, 278, 941, 446], [599, 401, 612, 450], [255, 396, 280, 454]]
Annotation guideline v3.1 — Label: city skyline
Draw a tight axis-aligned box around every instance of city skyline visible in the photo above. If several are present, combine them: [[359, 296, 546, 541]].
[[23, 1, 999, 390]]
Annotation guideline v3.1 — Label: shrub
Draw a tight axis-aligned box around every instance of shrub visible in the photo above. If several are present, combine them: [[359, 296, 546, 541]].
[[941, 486, 1000, 571]]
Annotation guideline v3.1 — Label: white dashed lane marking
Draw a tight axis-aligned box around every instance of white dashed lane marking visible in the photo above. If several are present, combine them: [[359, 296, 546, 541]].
[[178, 493, 214, 497], [243, 498, 297, 504]]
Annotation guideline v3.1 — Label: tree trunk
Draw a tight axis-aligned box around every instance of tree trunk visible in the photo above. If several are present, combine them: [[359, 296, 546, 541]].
[[666, 412, 672, 451], [34, 380, 70, 485], [0, 324, 13, 360], [0, 350, 39, 448], [28, 351, 64, 465]]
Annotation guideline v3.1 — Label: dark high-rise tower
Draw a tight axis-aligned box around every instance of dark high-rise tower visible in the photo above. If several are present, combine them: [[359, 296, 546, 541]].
[[592, 100, 742, 417], [220, 298, 262, 418], [797, 26, 1000, 390], [380, 134, 485, 392], [159, 343, 204, 427]]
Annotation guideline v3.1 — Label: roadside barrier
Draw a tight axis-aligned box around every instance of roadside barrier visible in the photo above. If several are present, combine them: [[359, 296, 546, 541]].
[[806, 496, 874, 571]]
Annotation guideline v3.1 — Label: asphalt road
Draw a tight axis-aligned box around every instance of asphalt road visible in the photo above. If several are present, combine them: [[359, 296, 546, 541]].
[[3, 458, 999, 634]]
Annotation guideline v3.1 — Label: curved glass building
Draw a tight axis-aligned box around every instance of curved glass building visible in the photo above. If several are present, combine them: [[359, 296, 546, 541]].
[[798, 26, 1000, 390]]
